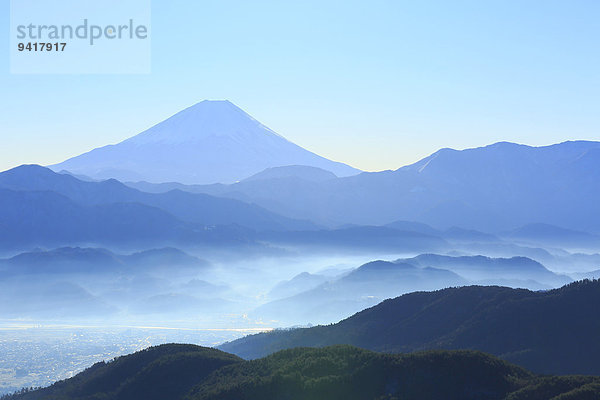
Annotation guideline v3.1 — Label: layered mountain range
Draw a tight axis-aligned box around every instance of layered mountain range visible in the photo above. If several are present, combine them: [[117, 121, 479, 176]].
[[0, 165, 316, 248], [182, 140, 597, 232], [44, 100, 600, 233]]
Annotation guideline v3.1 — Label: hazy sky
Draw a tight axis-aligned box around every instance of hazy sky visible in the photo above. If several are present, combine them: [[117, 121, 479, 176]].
[[1, 0, 599, 172]]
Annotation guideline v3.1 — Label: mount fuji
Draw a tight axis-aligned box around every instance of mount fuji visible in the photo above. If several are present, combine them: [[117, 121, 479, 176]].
[[50, 100, 360, 184]]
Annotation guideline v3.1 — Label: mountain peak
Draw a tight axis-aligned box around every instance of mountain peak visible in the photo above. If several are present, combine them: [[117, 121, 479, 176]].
[[126, 100, 284, 146], [186, 99, 244, 115], [401, 140, 600, 176], [243, 165, 338, 183], [50, 100, 360, 184], [0, 164, 73, 187], [4, 164, 54, 175]]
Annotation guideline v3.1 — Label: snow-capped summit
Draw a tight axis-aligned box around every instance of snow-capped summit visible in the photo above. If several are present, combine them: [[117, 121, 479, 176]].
[[50, 100, 360, 184], [126, 100, 285, 145]]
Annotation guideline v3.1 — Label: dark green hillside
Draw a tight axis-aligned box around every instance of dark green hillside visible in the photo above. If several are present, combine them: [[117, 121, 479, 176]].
[[221, 280, 600, 375], [8, 344, 242, 400], [6, 345, 600, 400], [186, 346, 532, 400]]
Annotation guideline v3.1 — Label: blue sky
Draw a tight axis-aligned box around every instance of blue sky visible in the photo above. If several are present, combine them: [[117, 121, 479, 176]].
[[1, 0, 599, 172]]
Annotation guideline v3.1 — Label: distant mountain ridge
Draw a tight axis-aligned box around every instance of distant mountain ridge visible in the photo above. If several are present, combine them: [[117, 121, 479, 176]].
[[50, 100, 360, 184], [397, 254, 570, 286], [503, 223, 600, 247], [131, 140, 600, 233], [242, 165, 338, 182], [0, 165, 318, 248], [0, 246, 207, 275], [250, 254, 569, 325]]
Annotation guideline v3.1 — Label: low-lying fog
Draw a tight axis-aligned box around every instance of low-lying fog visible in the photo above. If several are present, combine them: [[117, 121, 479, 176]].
[[2, 240, 599, 329], [1, 239, 599, 394]]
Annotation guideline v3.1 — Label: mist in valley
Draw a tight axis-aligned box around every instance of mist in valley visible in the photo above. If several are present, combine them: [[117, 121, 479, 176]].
[[2, 230, 598, 329]]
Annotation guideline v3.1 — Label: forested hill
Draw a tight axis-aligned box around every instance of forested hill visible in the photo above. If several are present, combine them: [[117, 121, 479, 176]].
[[6, 344, 600, 400], [220, 280, 600, 375]]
